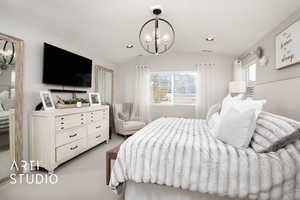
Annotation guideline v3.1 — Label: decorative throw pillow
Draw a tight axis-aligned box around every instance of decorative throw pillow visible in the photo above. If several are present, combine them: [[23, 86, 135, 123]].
[[208, 113, 221, 136], [250, 112, 300, 153], [220, 94, 243, 117], [234, 99, 266, 118], [216, 108, 256, 148], [118, 112, 129, 121], [206, 103, 221, 127]]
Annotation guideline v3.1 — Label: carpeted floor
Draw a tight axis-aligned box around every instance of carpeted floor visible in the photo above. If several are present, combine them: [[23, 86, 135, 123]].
[[0, 134, 124, 200], [0, 147, 11, 180]]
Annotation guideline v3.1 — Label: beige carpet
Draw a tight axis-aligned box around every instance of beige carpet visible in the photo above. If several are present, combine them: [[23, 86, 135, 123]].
[[0, 134, 124, 200], [0, 147, 11, 180]]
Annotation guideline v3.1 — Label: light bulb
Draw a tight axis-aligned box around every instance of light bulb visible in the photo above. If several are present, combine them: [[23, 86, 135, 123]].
[[144, 35, 152, 43], [162, 34, 170, 43]]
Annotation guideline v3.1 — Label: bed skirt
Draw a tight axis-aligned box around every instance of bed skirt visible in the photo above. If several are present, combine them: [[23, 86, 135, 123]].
[[125, 181, 244, 200]]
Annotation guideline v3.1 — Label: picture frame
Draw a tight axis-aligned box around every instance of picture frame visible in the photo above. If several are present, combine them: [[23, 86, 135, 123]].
[[40, 91, 55, 110], [88, 92, 101, 106], [276, 19, 300, 69]]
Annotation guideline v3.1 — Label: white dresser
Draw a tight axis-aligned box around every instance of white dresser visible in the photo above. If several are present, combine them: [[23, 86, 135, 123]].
[[30, 105, 109, 173]]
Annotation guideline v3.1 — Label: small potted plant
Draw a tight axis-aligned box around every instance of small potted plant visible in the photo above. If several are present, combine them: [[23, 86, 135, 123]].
[[56, 96, 89, 109]]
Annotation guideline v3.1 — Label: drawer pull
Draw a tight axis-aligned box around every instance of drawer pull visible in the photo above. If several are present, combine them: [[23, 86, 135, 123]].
[[70, 145, 78, 151], [69, 133, 78, 138], [81, 122, 84, 124], [61, 117, 64, 120], [61, 122, 64, 125], [81, 114, 84, 116], [61, 127, 64, 130], [96, 125, 101, 129], [81, 118, 84, 120], [96, 134, 101, 139]]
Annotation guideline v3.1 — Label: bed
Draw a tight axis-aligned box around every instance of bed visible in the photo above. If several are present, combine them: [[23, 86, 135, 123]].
[[110, 113, 300, 200], [0, 111, 9, 133]]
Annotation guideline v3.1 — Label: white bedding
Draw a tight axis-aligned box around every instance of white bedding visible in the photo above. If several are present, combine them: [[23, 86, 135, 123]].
[[110, 117, 300, 200], [0, 111, 9, 131]]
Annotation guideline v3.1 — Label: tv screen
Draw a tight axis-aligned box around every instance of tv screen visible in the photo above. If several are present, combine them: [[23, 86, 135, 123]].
[[43, 43, 92, 87]]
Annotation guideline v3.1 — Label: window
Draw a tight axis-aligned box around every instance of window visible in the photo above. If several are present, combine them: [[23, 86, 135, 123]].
[[150, 72, 196, 105], [245, 62, 256, 85], [244, 61, 256, 97]]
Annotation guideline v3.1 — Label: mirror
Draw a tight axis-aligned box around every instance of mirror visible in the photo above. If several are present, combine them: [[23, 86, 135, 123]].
[[0, 34, 23, 183]]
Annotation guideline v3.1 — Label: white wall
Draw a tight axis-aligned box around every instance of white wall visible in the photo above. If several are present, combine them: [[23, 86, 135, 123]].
[[116, 52, 234, 120], [239, 8, 300, 121], [0, 17, 119, 161]]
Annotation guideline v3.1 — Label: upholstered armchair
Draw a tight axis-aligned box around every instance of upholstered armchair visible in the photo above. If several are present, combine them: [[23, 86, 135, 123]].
[[113, 103, 146, 137]]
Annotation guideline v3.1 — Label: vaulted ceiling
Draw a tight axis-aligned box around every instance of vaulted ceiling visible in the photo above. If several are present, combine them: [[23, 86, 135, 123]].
[[2, 0, 300, 64]]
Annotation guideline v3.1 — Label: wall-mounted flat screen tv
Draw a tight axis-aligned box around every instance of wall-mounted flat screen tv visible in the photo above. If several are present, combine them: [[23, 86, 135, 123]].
[[43, 43, 92, 87]]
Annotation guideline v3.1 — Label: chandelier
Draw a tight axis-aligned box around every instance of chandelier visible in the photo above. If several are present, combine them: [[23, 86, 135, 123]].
[[139, 8, 175, 55]]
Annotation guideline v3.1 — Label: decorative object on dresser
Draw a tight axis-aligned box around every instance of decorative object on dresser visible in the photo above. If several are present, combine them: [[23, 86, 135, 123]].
[[88, 92, 101, 106], [55, 96, 89, 109], [40, 91, 55, 110], [30, 105, 109, 173]]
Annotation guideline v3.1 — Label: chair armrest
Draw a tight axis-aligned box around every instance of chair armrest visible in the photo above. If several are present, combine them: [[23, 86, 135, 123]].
[[114, 118, 125, 133]]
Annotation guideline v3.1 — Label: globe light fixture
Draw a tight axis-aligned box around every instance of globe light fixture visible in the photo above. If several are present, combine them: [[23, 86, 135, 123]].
[[139, 8, 175, 55]]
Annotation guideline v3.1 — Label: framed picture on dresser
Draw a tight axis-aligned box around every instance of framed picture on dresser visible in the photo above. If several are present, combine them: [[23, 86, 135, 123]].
[[88, 92, 101, 106], [40, 91, 55, 110]]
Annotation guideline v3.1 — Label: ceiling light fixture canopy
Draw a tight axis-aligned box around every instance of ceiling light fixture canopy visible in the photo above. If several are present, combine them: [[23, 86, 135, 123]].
[[126, 44, 134, 48], [139, 7, 175, 55], [206, 37, 214, 42]]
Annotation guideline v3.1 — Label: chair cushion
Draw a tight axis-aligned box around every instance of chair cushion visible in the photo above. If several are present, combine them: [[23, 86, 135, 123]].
[[123, 121, 146, 132]]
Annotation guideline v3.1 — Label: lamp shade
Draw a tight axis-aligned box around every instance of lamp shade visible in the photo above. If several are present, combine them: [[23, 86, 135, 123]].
[[229, 81, 246, 93]]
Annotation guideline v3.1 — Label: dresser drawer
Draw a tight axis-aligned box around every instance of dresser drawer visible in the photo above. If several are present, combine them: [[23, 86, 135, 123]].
[[55, 113, 86, 130], [88, 110, 107, 123], [87, 121, 105, 135], [56, 113, 85, 122], [87, 131, 106, 148], [56, 127, 87, 147], [56, 139, 86, 162]]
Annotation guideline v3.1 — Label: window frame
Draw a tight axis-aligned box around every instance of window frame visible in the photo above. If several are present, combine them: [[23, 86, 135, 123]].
[[243, 60, 257, 87], [150, 71, 197, 106]]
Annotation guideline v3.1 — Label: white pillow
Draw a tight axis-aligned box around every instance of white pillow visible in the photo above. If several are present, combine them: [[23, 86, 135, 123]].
[[234, 99, 266, 118], [208, 113, 221, 136], [216, 108, 256, 148], [220, 94, 243, 117], [208, 112, 220, 128], [206, 104, 221, 127]]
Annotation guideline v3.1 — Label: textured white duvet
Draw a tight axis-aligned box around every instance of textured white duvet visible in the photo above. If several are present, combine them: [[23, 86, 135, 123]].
[[110, 117, 300, 200]]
